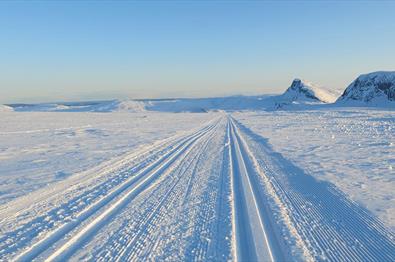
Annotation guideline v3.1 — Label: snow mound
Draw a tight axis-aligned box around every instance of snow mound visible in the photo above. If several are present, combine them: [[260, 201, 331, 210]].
[[115, 100, 147, 112], [0, 105, 13, 112], [89, 100, 147, 112], [280, 79, 337, 104], [336, 71, 395, 106]]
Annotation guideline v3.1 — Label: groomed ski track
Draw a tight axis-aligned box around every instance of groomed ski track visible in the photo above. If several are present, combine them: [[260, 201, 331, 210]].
[[0, 114, 394, 261]]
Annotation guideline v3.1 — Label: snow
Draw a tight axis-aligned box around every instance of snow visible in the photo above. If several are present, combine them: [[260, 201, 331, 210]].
[[337, 71, 395, 105], [8, 96, 274, 113], [0, 104, 394, 260], [0, 105, 13, 112], [233, 108, 395, 230], [277, 79, 338, 105], [0, 111, 214, 203]]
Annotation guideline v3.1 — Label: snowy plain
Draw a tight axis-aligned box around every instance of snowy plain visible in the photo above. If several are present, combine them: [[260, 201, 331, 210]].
[[0, 105, 394, 261], [233, 109, 395, 230], [0, 111, 216, 204]]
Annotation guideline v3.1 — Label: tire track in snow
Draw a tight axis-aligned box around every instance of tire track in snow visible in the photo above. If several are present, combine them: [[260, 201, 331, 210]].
[[13, 118, 220, 261]]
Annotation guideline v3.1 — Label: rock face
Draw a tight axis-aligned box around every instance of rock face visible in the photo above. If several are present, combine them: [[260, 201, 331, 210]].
[[279, 79, 337, 104], [337, 71, 395, 103]]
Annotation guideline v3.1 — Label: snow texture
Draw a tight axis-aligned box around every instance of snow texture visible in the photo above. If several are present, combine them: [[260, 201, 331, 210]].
[[0, 110, 394, 261]]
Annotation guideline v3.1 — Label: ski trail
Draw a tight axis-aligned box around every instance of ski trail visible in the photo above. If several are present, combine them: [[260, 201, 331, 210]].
[[13, 119, 220, 261], [2, 113, 395, 261], [227, 117, 274, 262], [84, 116, 229, 261], [231, 116, 395, 262], [113, 123, 216, 261]]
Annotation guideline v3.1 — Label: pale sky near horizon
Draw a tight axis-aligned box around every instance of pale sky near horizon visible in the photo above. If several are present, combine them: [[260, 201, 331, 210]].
[[0, 1, 394, 103]]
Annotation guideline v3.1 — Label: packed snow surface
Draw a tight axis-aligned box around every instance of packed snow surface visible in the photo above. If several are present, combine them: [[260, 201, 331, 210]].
[[233, 109, 395, 230], [0, 111, 216, 203], [0, 109, 394, 261], [337, 71, 395, 105]]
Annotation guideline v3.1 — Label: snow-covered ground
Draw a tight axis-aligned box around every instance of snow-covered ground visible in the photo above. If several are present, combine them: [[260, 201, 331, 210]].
[[233, 108, 395, 230], [0, 111, 215, 204], [0, 108, 394, 261]]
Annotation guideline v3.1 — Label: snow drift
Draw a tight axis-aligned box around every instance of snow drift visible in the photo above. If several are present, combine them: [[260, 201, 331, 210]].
[[336, 71, 395, 106]]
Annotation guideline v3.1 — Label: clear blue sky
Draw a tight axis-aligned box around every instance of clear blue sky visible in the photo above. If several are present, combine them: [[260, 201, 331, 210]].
[[1, 1, 394, 103]]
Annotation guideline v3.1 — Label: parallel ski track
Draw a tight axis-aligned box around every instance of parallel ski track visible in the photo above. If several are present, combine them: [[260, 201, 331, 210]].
[[231, 117, 395, 262], [0, 119, 213, 222], [112, 120, 218, 261], [3, 113, 395, 262], [12, 118, 221, 262], [227, 117, 276, 262]]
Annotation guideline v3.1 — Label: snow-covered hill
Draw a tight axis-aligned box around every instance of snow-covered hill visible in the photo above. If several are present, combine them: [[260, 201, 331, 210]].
[[280, 79, 337, 103], [336, 71, 395, 106], [8, 100, 147, 113], [88, 100, 147, 112], [0, 105, 13, 112], [8, 96, 274, 113], [273, 79, 337, 109]]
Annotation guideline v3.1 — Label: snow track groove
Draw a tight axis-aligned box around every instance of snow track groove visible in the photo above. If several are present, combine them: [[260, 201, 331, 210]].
[[1, 113, 395, 261], [83, 116, 230, 261], [5, 117, 221, 261], [113, 125, 215, 261], [228, 117, 289, 262], [231, 117, 395, 262]]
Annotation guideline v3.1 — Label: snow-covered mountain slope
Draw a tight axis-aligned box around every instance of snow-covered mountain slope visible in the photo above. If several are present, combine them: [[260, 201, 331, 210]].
[[279, 79, 337, 104], [336, 71, 395, 106], [272, 79, 338, 110], [0, 105, 13, 112]]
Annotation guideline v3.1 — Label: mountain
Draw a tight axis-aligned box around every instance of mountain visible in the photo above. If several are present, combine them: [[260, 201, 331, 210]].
[[274, 79, 337, 109], [336, 71, 395, 105], [0, 105, 13, 112]]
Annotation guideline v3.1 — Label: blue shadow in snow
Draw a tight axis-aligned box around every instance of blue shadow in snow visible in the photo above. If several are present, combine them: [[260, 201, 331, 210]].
[[234, 119, 395, 262]]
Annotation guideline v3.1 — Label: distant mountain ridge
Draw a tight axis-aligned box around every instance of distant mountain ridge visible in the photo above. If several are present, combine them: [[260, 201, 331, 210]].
[[337, 71, 395, 104], [3, 71, 395, 112]]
